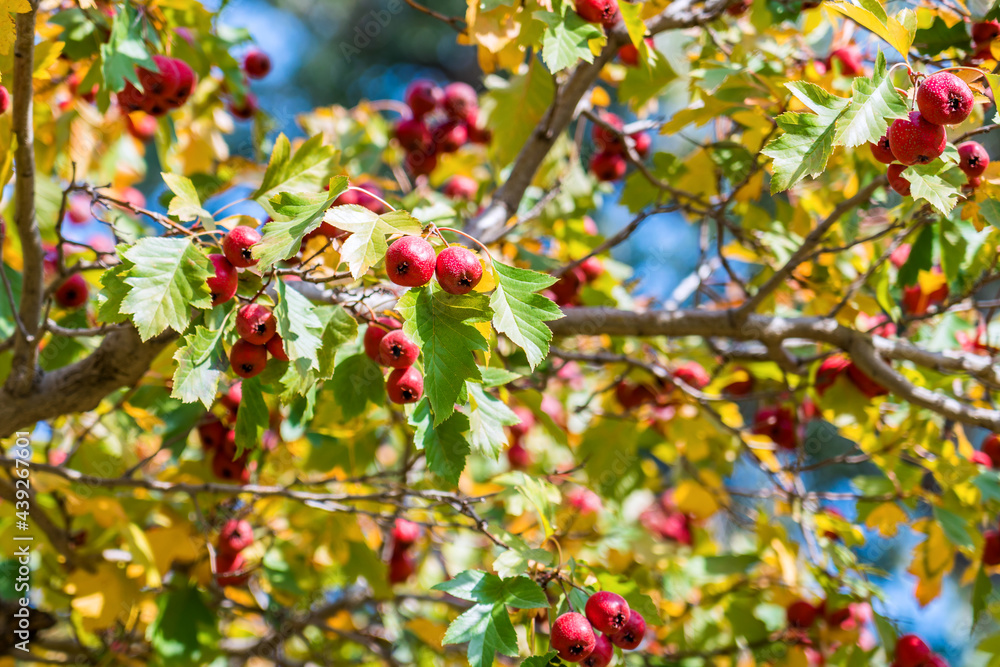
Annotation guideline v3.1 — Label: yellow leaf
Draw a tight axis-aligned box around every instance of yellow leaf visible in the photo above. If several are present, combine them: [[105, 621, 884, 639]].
[[590, 86, 611, 108], [674, 479, 720, 519], [32, 40, 64, 79], [406, 618, 447, 649], [865, 503, 907, 537], [66, 563, 134, 630], [826, 2, 913, 61]]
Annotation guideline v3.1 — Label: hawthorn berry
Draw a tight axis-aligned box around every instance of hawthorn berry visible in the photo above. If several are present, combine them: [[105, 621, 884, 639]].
[[816, 354, 851, 395], [404, 149, 438, 176], [0, 85, 10, 115], [510, 406, 536, 438], [984, 530, 1000, 566], [220, 382, 242, 413], [973, 20, 1000, 45], [385, 236, 436, 287], [212, 448, 251, 484], [574, 0, 620, 28], [916, 71, 974, 126], [592, 112, 625, 154], [827, 45, 864, 76], [395, 119, 433, 153], [404, 79, 443, 119], [610, 609, 645, 650], [236, 304, 277, 345], [585, 591, 630, 635], [507, 441, 532, 469], [887, 111, 946, 166], [229, 340, 268, 379], [229, 93, 259, 120], [335, 182, 386, 214], [166, 59, 196, 107], [198, 418, 227, 450], [752, 406, 797, 450], [243, 49, 272, 79], [619, 38, 654, 67], [433, 120, 468, 153], [364, 317, 403, 364], [870, 134, 895, 164], [266, 334, 289, 362], [391, 518, 421, 547], [443, 175, 478, 200], [845, 362, 888, 398], [958, 141, 990, 178], [631, 131, 652, 158], [672, 360, 710, 389], [726, 0, 752, 16], [379, 329, 420, 368], [888, 163, 911, 197], [786, 600, 818, 629], [590, 152, 627, 181], [435, 246, 483, 295], [218, 519, 253, 555], [207, 254, 239, 306], [895, 635, 932, 667], [68, 195, 90, 224], [386, 366, 424, 404], [223, 225, 262, 268], [138, 55, 179, 102], [550, 612, 597, 663], [982, 434, 1000, 468], [215, 551, 249, 586], [387, 548, 416, 584], [54, 274, 89, 309], [581, 634, 613, 667], [442, 82, 478, 122]]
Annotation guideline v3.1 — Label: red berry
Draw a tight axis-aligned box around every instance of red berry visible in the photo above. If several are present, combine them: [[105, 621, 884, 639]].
[[405, 149, 438, 176], [510, 406, 536, 438], [895, 635, 932, 667], [631, 131, 652, 158], [68, 194, 90, 224], [752, 406, 797, 450], [236, 303, 277, 345], [229, 93, 259, 120], [673, 360, 710, 389], [816, 354, 851, 395], [574, 0, 620, 27], [220, 382, 242, 413], [845, 361, 888, 398], [391, 518, 421, 546], [0, 85, 10, 115], [385, 236, 436, 287], [166, 58, 196, 107], [551, 612, 597, 663], [266, 334, 289, 362], [207, 254, 239, 307], [984, 529, 1000, 566], [211, 447, 251, 484], [243, 49, 271, 79], [55, 274, 89, 309], [335, 182, 386, 214], [432, 120, 468, 153], [364, 317, 402, 364], [223, 225, 262, 268], [215, 551, 249, 586], [581, 633, 613, 667], [386, 366, 424, 404], [218, 518, 253, 555], [138, 55, 180, 103], [610, 610, 645, 650], [507, 441, 532, 469], [198, 418, 227, 450], [443, 175, 478, 200], [827, 45, 864, 76], [619, 38, 654, 67], [591, 112, 625, 154], [887, 111, 946, 165], [726, 0, 752, 16], [888, 163, 911, 197], [973, 20, 1000, 45], [405, 79, 443, 119], [870, 134, 895, 164], [435, 246, 483, 295], [229, 340, 268, 379], [395, 118, 432, 153], [916, 71, 974, 126], [590, 152, 627, 181], [379, 329, 420, 368], [958, 141, 990, 178], [442, 82, 478, 122], [786, 600, 818, 629], [387, 548, 415, 584], [982, 434, 1000, 468], [585, 591, 630, 635]]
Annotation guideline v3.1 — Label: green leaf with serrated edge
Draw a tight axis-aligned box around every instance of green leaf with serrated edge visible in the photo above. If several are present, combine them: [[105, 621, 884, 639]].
[[324, 206, 423, 279], [522, 652, 558, 667], [398, 287, 492, 424], [97, 261, 132, 324], [510, 472, 560, 537], [480, 367, 523, 388], [121, 238, 213, 341], [234, 377, 268, 457], [466, 383, 519, 460], [313, 305, 358, 379], [973, 566, 992, 625], [490, 260, 562, 370], [163, 173, 212, 224], [933, 506, 974, 549], [487, 59, 556, 167], [762, 110, 846, 193], [171, 314, 231, 408], [331, 353, 385, 419], [833, 52, 908, 148], [252, 134, 341, 205], [148, 583, 219, 662], [100, 3, 156, 92], [901, 162, 964, 215], [410, 399, 471, 485], [441, 603, 519, 667], [536, 11, 602, 74], [988, 74, 1000, 125], [785, 81, 850, 118], [494, 536, 554, 579], [274, 280, 323, 374], [898, 224, 934, 288], [433, 570, 548, 608], [252, 181, 347, 269]]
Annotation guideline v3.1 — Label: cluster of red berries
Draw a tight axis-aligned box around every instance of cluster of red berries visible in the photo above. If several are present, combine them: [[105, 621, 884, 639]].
[[386, 518, 420, 584], [815, 353, 887, 400], [822, 44, 865, 77], [589, 112, 651, 182], [870, 72, 987, 196], [613, 361, 710, 410], [548, 257, 603, 307], [550, 592, 649, 665], [226, 49, 272, 120], [574, 0, 620, 28], [118, 55, 196, 116], [386, 235, 485, 295], [215, 518, 254, 586], [394, 80, 491, 177], [362, 315, 424, 405], [969, 20, 999, 63], [198, 383, 255, 483], [892, 634, 948, 667]]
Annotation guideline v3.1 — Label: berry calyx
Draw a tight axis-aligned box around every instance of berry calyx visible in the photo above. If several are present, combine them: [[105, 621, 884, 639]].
[[887, 111, 946, 165], [895, 635, 932, 667], [550, 612, 597, 663], [379, 329, 420, 368], [435, 246, 483, 295], [385, 236, 436, 287], [442, 82, 478, 122], [386, 366, 424, 404], [958, 141, 990, 178], [870, 134, 895, 164], [574, 0, 620, 28], [54, 274, 89, 309], [916, 71, 974, 126], [888, 163, 911, 197], [207, 254, 239, 306], [243, 49, 271, 79], [405, 79, 443, 119], [229, 340, 268, 379], [364, 317, 403, 364], [585, 591, 630, 635], [266, 334, 289, 362], [581, 634, 613, 667], [218, 519, 253, 555], [236, 303, 277, 345], [590, 152, 627, 182], [222, 225, 262, 268], [610, 610, 645, 650], [786, 599, 818, 629]]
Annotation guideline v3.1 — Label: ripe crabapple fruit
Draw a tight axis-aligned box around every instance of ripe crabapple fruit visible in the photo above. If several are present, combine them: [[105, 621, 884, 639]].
[[243, 49, 271, 79], [391, 518, 421, 547], [619, 38, 654, 67], [581, 634, 613, 667], [212, 448, 251, 484], [266, 334, 289, 362], [0, 86, 10, 115], [507, 441, 532, 469], [387, 548, 416, 584], [982, 434, 1000, 468], [198, 418, 227, 450], [386, 366, 424, 404], [870, 134, 895, 164], [752, 406, 797, 450], [574, 0, 620, 28], [207, 254, 239, 306], [405, 149, 438, 176], [442, 82, 478, 122], [916, 71, 974, 126], [435, 246, 483, 295], [229, 93, 259, 120], [138, 55, 179, 101], [610, 610, 645, 650], [364, 317, 402, 364], [550, 612, 597, 663], [55, 274, 89, 309], [827, 45, 864, 76], [223, 225, 262, 268], [405, 79, 443, 119], [672, 360, 710, 390], [958, 141, 990, 178], [887, 111, 946, 166], [585, 591, 630, 635], [786, 600, 818, 629], [218, 519, 253, 555], [590, 152, 627, 181], [229, 340, 268, 379], [887, 163, 911, 196], [395, 119, 432, 153], [215, 551, 249, 586], [443, 175, 478, 200], [895, 635, 932, 667], [973, 20, 1000, 45], [984, 529, 1000, 566], [379, 329, 420, 368], [816, 354, 851, 396], [631, 131, 652, 158], [592, 112, 625, 154], [385, 236, 436, 287], [236, 303, 277, 345], [433, 120, 468, 153]]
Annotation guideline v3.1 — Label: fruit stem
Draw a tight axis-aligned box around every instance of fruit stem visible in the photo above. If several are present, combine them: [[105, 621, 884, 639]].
[[435, 226, 493, 260], [348, 186, 397, 212], [938, 65, 987, 79]]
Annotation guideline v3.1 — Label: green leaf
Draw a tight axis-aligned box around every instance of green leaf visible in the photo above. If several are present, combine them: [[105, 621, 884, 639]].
[[619, 48, 677, 109], [522, 652, 558, 667], [433, 570, 548, 608], [901, 162, 964, 215], [466, 383, 519, 461], [252, 185, 347, 269], [411, 399, 471, 485], [330, 353, 385, 419], [973, 565, 992, 625], [325, 206, 424, 279], [833, 52, 908, 148], [762, 109, 846, 193], [171, 321, 230, 408], [274, 280, 323, 374], [99, 3, 157, 92], [252, 135, 341, 205], [97, 261, 132, 324], [121, 238, 213, 341], [148, 583, 219, 664], [486, 59, 556, 167], [898, 224, 934, 287], [480, 367, 524, 388], [494, 538, 554, 579], [234, 377, 268, 456], [537, 11, 603, 74], [313, 305, 358, 379], [933, 506, 974, 549], [397, 287, 492, 423], [163, 173, 212, 223], [441, 603, 520, 667], [786, 81, 850, 117], [490, 260, 562, 370]]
